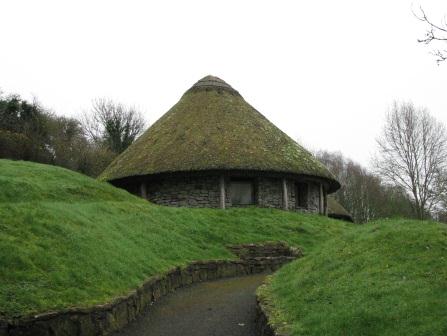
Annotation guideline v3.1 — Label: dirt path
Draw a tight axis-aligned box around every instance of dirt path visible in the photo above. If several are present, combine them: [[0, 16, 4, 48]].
[[113, 274, 267, 336]]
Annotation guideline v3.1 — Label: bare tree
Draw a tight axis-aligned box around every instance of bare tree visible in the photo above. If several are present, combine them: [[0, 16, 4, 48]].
[[415, 6, 447, 64], [317, 150, 414, 223], [82, 98, 145, 154], [375, 102, 447, 219]]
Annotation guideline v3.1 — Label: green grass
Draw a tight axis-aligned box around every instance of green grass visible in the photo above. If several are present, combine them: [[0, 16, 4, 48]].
[[4, 160, 445, 334], [265, 219, 447, 336], [0, 159, 348, 318]]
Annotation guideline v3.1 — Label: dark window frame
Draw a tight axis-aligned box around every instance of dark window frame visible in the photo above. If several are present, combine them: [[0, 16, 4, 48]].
[[296, 182, 308, 209], [230, 178, 257, 206]]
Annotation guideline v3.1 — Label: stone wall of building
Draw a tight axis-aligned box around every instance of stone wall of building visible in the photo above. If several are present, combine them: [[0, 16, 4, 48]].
[[142, 174, 324, 214], [257, 177, 283, 209], [145, 175, 231, 208], [307, 182, 321, 213], [284, 180, 320, 213]]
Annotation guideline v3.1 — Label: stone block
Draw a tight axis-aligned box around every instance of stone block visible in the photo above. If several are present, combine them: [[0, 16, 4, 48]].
[[76, 314, 96, 335]]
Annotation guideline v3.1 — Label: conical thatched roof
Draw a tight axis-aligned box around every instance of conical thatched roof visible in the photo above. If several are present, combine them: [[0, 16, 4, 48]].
[[327, 196, 353, 222], [99, 75, 340, 192]]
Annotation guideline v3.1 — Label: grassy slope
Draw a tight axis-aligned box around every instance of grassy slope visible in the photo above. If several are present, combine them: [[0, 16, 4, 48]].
[[0, 159, 348, 318], [265, 219, 447, 336]]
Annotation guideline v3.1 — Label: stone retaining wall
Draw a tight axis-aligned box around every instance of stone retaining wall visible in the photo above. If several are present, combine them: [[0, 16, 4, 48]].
[[0, 243, 301, 336], [255, 300, 276, 336], [255, 295, 289, 336], [255, 275, 293, 336]]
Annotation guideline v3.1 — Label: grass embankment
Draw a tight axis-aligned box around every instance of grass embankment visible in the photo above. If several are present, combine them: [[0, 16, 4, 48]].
[[0, 159, 348, 318], [263, 219, 447, 335]]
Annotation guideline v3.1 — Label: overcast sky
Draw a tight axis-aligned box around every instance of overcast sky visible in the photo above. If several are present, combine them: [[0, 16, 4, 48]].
[[1, 0, 446, 167]]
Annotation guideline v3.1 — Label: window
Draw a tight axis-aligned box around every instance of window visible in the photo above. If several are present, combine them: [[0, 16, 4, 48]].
[[230, 179, 255, 205], [296, 182, 308, 208]]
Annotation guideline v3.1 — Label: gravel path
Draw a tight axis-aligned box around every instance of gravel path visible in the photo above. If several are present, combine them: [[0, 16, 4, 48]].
[[113, 273, 267, 336]]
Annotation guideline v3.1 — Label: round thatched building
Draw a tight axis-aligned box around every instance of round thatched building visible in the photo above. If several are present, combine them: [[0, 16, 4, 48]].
[[99, 76, 340, 214], [327, 196, 354, 222]]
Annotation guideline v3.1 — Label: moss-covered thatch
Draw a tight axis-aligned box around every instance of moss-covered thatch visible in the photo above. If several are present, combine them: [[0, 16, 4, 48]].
[[327, 195, 353, 222], [99, 76, 340, 192]]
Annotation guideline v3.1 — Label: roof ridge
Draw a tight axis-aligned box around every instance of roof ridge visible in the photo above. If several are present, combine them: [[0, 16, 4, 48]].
[[185, 75, 241, 96]]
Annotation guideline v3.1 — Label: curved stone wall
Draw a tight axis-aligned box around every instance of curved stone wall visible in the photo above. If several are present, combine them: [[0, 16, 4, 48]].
[[117, 173, 326, 214], [255, 293, 289, 336], [145, 175, 226, 208], [0, 243, 301, 336]]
